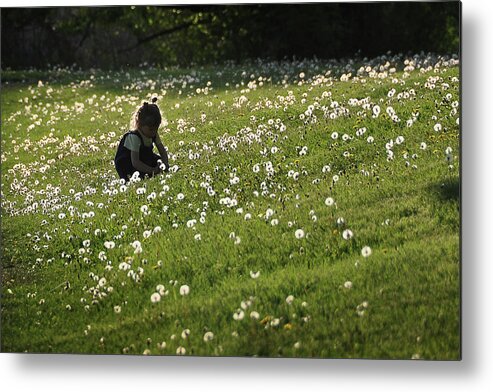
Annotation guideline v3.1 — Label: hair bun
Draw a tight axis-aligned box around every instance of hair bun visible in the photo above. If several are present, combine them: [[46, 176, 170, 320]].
[[151, 97, 158, 103]]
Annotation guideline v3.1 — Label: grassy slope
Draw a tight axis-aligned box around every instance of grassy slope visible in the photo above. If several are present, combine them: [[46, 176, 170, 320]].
[[1, 61, 460, 359]]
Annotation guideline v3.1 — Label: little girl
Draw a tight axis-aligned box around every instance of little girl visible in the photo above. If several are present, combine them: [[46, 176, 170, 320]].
[[114, 97, 169, 182]]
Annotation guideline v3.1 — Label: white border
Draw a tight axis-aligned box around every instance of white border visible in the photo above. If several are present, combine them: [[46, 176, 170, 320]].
[[2, 0, 493, 391]]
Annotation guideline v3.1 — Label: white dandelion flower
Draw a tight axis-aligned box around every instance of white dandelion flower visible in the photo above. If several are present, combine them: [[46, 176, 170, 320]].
[[344, 281, 353, 289], [285, 295, 294, 305], [233, 309, 245, 320], [336, 217, 346, 226], [203, 331, 214, 342], [250, 270, 260, 279], [325, 197, 334, 206], [342, 229, 353, 240], [295, 229, 305, 239], [151, 293, 161, 303], [104, 241, 115, 249], [250, 311, 260, 320], [179, 285, 190, 296], [361, 246, 372, 257]]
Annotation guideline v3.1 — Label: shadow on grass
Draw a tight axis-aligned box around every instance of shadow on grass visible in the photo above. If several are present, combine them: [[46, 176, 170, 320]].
[[428, 178, 460, 202]]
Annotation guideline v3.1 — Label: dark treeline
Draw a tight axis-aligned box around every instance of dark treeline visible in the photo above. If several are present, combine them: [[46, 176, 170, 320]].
[[2, 2, 460, 70]]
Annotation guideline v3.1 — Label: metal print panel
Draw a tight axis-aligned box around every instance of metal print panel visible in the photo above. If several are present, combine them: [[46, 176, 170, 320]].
[[1, 1, 461, 359]]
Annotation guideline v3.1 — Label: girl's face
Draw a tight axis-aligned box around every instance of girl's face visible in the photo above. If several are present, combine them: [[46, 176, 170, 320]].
[[139, 124, 159, 138]]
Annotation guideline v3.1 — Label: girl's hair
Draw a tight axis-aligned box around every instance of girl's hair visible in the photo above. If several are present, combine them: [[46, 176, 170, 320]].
[[131, 97, 162, 129]]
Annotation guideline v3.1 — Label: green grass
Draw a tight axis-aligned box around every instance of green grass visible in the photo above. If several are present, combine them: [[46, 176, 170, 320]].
[[1, 55, 460, 359]]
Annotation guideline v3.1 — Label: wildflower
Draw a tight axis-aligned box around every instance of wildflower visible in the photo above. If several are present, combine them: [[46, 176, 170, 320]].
[[177, 193, 185, 200], [194, 234, 201, 241], [342, 229, 353, 240], [420, 142, 427, 150], [271, 218, 279, 226], [179, 285, 190, 296], [295, 229, 305, 239], [344, 281, 353, 289], [325, 197, 334, 206], [361, 246, 372, 257], [104, 241, 115, 249], [250, 270, 260, 279], [372, 105, 381, 117], [82, 239, 90, 247], [331, 132, 339, 140], [150, 292, 161, 303], [250, 311, 260, 320], [203, 332, 214, 342], [244, 213, 252, 220], [285, 295, 294, 305], [434, 123, 442, 132], [143, 230, 152, 239], [181, 329, 191, 339], [293, 342, 301, 349], [176, 346, 186, 355], [114, 305, 121, 314], [233, 309, 245, 320]]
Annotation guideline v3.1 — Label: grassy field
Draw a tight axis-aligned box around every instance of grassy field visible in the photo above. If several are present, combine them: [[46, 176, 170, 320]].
[[1, 54, 460, 359]]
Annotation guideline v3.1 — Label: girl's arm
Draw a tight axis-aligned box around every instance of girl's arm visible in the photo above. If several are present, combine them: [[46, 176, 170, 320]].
[[130, 150, 161, 175], [156, 142, 169, 171]]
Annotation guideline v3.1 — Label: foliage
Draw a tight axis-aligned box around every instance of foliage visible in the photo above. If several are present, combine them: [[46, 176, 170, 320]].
[[2, 3, 460, 69]]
